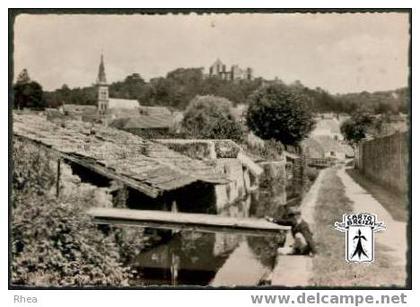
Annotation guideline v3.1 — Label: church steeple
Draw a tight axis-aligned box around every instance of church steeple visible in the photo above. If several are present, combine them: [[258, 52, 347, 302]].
[[96, 53, 109, 115], [97, 53, 107, 84]]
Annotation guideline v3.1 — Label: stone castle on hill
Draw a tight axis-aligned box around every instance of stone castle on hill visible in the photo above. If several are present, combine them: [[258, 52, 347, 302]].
[[208, 58, 253, 81]]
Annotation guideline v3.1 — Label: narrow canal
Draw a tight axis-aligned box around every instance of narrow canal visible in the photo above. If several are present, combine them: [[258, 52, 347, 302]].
[[131, 192, 290, 286]]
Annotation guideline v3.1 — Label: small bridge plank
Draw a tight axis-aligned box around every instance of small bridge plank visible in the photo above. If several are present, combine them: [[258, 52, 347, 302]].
[[87, 208, 291, 237]]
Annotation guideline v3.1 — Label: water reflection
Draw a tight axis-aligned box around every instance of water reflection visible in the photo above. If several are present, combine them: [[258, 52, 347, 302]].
[[134, 192, 287, 286]]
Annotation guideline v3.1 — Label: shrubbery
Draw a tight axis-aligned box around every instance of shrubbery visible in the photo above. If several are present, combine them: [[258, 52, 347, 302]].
[[181, 95, 244, 142], [11, 138, 143, 286], [244, 139, 284, 161]]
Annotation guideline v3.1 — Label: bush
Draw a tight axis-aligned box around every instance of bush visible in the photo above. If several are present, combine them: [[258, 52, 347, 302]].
[[11, 138, 134, 286], [246, 84, 315, 145], [340, 110, 375, 145], [12, 138, 56, 199], [244, 139, 284, 161], [165, 142, 212, 160], [12, 195, 132, 286], [181, 95, 244, 142]]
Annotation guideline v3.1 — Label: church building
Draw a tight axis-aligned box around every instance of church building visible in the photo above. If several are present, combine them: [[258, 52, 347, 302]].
[[95, 54, 140, 116], [97, 54, 109, 115]]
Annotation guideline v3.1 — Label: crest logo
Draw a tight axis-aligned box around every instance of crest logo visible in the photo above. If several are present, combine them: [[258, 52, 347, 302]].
[[334, 213, 386, 263]]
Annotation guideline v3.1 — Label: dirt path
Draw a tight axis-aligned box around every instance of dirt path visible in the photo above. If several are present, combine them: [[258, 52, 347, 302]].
[[271, 166, 407, 287], [337, 168, 407, 268]]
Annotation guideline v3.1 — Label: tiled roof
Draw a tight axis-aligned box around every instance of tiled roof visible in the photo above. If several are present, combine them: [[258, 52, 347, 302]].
[[13, 113, 228, 198], [138, 105, 172, 116], [108, 98, 139, 109], [63, 104, 97, 115], [110, 114, 173, 130]]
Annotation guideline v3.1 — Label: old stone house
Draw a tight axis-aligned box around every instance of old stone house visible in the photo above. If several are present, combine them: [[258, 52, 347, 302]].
[[155, 139, 263, 211]]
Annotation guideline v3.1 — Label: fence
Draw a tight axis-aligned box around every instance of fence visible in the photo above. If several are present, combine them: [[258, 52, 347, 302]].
[[356, 132, 408, 193]]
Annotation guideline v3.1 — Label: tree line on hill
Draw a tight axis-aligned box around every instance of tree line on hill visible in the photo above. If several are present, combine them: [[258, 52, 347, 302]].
[[13, 67, 408, 115]]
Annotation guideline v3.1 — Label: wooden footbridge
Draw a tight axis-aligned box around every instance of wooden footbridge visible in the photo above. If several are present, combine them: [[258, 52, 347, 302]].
[[88, 208, 291, 237]]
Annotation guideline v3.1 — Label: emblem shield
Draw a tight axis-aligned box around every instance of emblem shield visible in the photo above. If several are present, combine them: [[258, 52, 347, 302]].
[[335, 213, 385, 263], [346, 225, 374, 263]]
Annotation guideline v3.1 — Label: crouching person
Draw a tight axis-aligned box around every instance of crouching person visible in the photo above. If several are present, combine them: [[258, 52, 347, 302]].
[[266, 209, 317, 256]]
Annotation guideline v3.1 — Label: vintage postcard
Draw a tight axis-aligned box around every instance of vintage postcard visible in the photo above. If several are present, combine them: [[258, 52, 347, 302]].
[[9, 9, 410, 293]]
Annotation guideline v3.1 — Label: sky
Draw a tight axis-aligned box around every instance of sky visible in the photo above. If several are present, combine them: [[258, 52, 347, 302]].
[[13, 12, 410, 94]]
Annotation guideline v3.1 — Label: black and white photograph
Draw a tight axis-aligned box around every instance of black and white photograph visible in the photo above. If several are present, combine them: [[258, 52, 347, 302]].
[[9, 9, 410, 290]]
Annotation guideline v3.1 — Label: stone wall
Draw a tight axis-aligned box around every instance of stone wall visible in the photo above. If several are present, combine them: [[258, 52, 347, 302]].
[[357, 132, 408, 193], [258, 161, 287, 206], [214, 158, 249, 210]]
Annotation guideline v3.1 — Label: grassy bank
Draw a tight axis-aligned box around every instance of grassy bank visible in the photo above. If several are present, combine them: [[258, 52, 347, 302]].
[[310, 168, 405, 287]]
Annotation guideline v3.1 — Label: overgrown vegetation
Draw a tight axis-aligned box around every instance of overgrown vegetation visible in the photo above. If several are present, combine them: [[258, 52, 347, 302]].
[[340, 109, 394, 146], [243, 139, 284, 161], [11, 139, 148, 287], [181, 95, 244, 141], [340, 110, 375, 146]]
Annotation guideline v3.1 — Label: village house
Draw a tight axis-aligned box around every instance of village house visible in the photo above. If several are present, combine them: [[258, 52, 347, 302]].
[[155, 139, 264, 210]]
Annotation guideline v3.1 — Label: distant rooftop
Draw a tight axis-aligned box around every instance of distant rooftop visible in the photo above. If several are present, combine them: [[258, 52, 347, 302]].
[[108, 98, 139, 109], [110, 113, 173, 130]]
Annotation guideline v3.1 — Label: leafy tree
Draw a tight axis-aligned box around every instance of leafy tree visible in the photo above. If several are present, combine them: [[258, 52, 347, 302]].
[[181, 95, 244, 141], [109, 73, 146, 100], [13, 69, 45, 110], [246, 84, 315, 145], [340, 110, 374, 146]]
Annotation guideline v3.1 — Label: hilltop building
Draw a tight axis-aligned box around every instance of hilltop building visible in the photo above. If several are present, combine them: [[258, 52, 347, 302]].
[[208, 59, 253, 81]]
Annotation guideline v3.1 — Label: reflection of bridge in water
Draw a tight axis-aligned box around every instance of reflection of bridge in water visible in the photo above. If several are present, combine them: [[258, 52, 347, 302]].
[[89, 195, 290, 286]]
